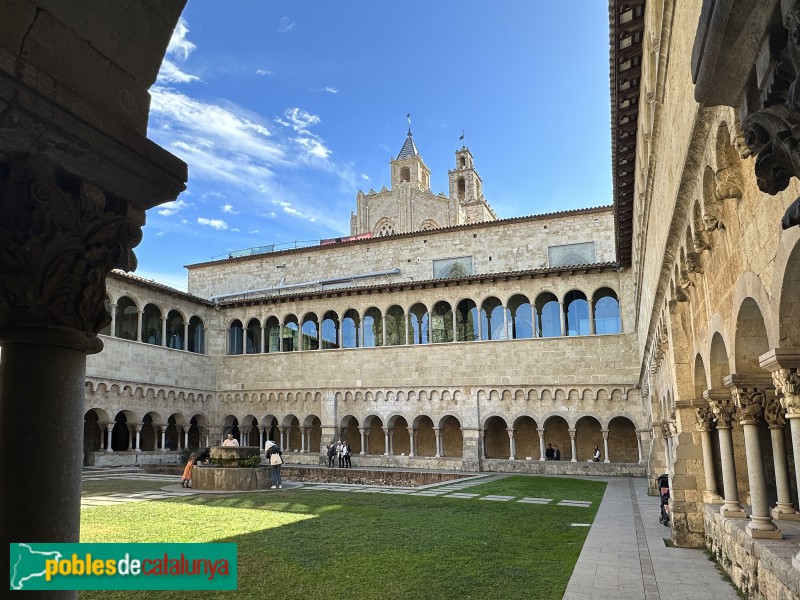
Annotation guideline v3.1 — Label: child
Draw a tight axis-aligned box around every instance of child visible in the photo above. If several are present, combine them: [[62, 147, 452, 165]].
[[181, 452, 197, 488]]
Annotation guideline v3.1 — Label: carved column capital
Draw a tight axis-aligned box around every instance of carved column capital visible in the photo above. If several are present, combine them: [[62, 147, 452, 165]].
[[660, 422, 672, 438], [706, 388, 737, 428], [0, 156, 145, 351], [696, 405, 716, 431], [759, 349, 800, 418], [724, 374, 773, 425], [764, 395, 787, 428]]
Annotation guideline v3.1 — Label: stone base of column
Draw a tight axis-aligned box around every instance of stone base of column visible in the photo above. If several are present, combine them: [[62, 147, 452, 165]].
[[703, 491, 723, 504], [746, 519, 782, 539], [570, 458, 577, 463], [720, 504, 746, 519], [771, 505, 800, 521]]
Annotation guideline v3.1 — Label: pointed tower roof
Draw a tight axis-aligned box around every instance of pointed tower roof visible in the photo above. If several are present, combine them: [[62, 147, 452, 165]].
[[396, 129, 419, 159]]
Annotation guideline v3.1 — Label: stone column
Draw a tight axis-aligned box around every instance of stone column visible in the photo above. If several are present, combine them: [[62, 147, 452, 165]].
[[763, 395, 800, 520], [726, 375, 781, 538], [451, 307, 458, 342], [105, 423, 114, 452], [601, 429, 610, 463], [388, 429, 394, 455], [636, 431, 643, 464], [434, 427, 442, 458], [299, 428, 307, 452], [359, 427, 367, 455], [127, 425, 134, 450], [258, 427, 264, 451], [538, 428, 546, 461], [134, 425, 142, 452], [568, 429, 577, 462], [382, 428, 390, 456], [183, 322, 189, 351], [408, 427, 416, 457], [589, 301, 595, 335], [696, 406, 722, 503], [558, 301, 566, 336], [405, 315, 410, 345], [706, 390, 746, 518], [242, 426, 252, 447], [160, 315, 167, 347], [661, 423, 671, 468], [280, 427, 288, 449], [109, 303, 117, 337], [477, 311, 483, 340], [364, 430, 371, 455], [502, 305, 509, 340], [183, 427, 189, 450], [507, 429, 516, 460], [136, 309, 144, 342]]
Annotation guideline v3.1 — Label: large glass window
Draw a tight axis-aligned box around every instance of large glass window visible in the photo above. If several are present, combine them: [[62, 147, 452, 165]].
[[228, 320, 244, 354], [363, 307, 382, 347], [246, 318, 261, 353], [508, 294, 533, 339], [187, 316, 204, 353], [282, 316, 299, 351], [385, 306, 405, 346], [565, 290, 590, 336], [593, 288, 621, 334], [301, 313, 319, 350], [166, 310, 184, 349], [456, 299, 479, 342], [115, 296, 138, 340], [409, 303, 429, 345], [142, 304, 162, 345], [535, 293, 561, 337], [321, 311, 340, 349], [431, 301, 453, 343]]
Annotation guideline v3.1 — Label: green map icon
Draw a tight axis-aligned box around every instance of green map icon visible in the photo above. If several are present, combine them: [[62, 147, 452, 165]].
[[10, 543, 62, 590]]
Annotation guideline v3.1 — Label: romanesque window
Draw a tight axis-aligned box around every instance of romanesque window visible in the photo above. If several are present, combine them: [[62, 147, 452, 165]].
[[433, 256, 473, 278], [508, 294, 533, 339], [401, 166, 410, 182], [431, 301, 454, 343], [264, 316, 280, 352], [166, 310, 185, 349], [460, 156, 466, 168], [228, 320, 244, 355], [321, 311, 340, 349], [381, 306, 402, 345], [456, 299, 479, 342], [564, 290, 590, 336], [547, 242, 596, 268], [282, 315, 299, 351], [246, 318, 261, 353], [342, 309, 360, 348], [420, 219, 439, 231], [457, 177, 466, 199], [115, 296, 138, 340], [363, 307, 383, 347], [480, 296, 506, 340], [593, 288, 621, 334], [187, 316, 205, 353], [301, 313, 319, 350], [409, 303, 430, 344], [535, 292, 561, 337], [142, 303, 163, 345]]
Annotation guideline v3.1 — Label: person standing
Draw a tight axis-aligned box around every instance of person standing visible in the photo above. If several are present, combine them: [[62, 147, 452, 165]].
[[545, 444, 554, 460], [553, 445, 561, 460], [181, 452, 197, 488], [265, 440, 283, 489], [337, 440, 344, 468], [343, 442, 352, 468], [222, 433, 239, 447], [327, 442, 336, 467], [593, 445, 601, 462]]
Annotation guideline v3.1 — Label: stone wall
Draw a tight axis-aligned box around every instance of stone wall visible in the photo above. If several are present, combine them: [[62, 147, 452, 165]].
[[186, 207, 616, 300]]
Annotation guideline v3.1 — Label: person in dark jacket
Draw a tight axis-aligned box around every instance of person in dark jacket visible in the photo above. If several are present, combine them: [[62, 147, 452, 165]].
[[265, 440, 283, 488], [327, 442, 336, 467], [553, 445, 561, 460]]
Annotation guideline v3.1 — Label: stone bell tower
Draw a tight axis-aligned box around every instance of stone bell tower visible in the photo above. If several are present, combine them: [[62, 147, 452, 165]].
[[390, 129, 431, 192], [448, 147, 496, 225]]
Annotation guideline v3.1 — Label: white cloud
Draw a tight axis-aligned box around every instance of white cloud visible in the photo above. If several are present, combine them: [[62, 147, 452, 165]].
[[249, 230, 260, 234], [323, 87, 338, 94], [256, 69, 273, 76], [167, 18, 196, 60], [157, 199, 190, 216], [197, 217, 229, 230], [295, 136, 330, 159], [278, 17, 295, 33], [158, 60, 200, 83], [283, 108, 320, 133], [222, 204, 239, 214], [231, 228, 240, 232], [361, 174, 370, 181]]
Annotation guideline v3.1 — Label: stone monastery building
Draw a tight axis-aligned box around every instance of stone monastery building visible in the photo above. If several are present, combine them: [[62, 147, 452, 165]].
[[6, 1, 800, 598]]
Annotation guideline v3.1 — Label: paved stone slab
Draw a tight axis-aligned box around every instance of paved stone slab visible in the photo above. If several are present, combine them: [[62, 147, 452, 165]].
[[518, 497, 552, 504], [445, 493, 480, 499], [572, 523, 592, 527], [559, 499, 592, 507], [479, 495, 514, 501]]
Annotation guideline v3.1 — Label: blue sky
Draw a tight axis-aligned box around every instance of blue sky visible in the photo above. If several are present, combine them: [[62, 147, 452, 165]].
[[139, 1, 612, 290]]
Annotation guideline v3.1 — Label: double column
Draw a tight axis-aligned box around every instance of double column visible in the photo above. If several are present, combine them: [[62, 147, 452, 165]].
[[724, 374, 781, 538], [705, 388, 746, 518]]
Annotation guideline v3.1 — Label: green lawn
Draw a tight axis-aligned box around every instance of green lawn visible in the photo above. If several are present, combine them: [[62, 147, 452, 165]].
[[79, 475, 606, 600]]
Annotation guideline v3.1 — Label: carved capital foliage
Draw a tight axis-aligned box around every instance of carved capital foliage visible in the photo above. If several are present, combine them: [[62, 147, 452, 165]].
[[660, 423, 672, 438], [732, 388, 766, 424], [709, 397, 737, 426], [696, 406, 716, 431], [764, 395, 787, 427], [0, 157, 144, 336], [772, 368, 800, 396], [714, 166, 743, 201], [741, 2, 800, 228], [703, 212, 724, 232]]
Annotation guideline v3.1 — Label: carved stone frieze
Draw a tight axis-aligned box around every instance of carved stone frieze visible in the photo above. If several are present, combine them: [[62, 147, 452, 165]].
[[0, 157, 144, 337]]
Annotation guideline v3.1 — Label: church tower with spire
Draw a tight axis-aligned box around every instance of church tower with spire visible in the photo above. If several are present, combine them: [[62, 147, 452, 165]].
[[350, 126, 496, 237]]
